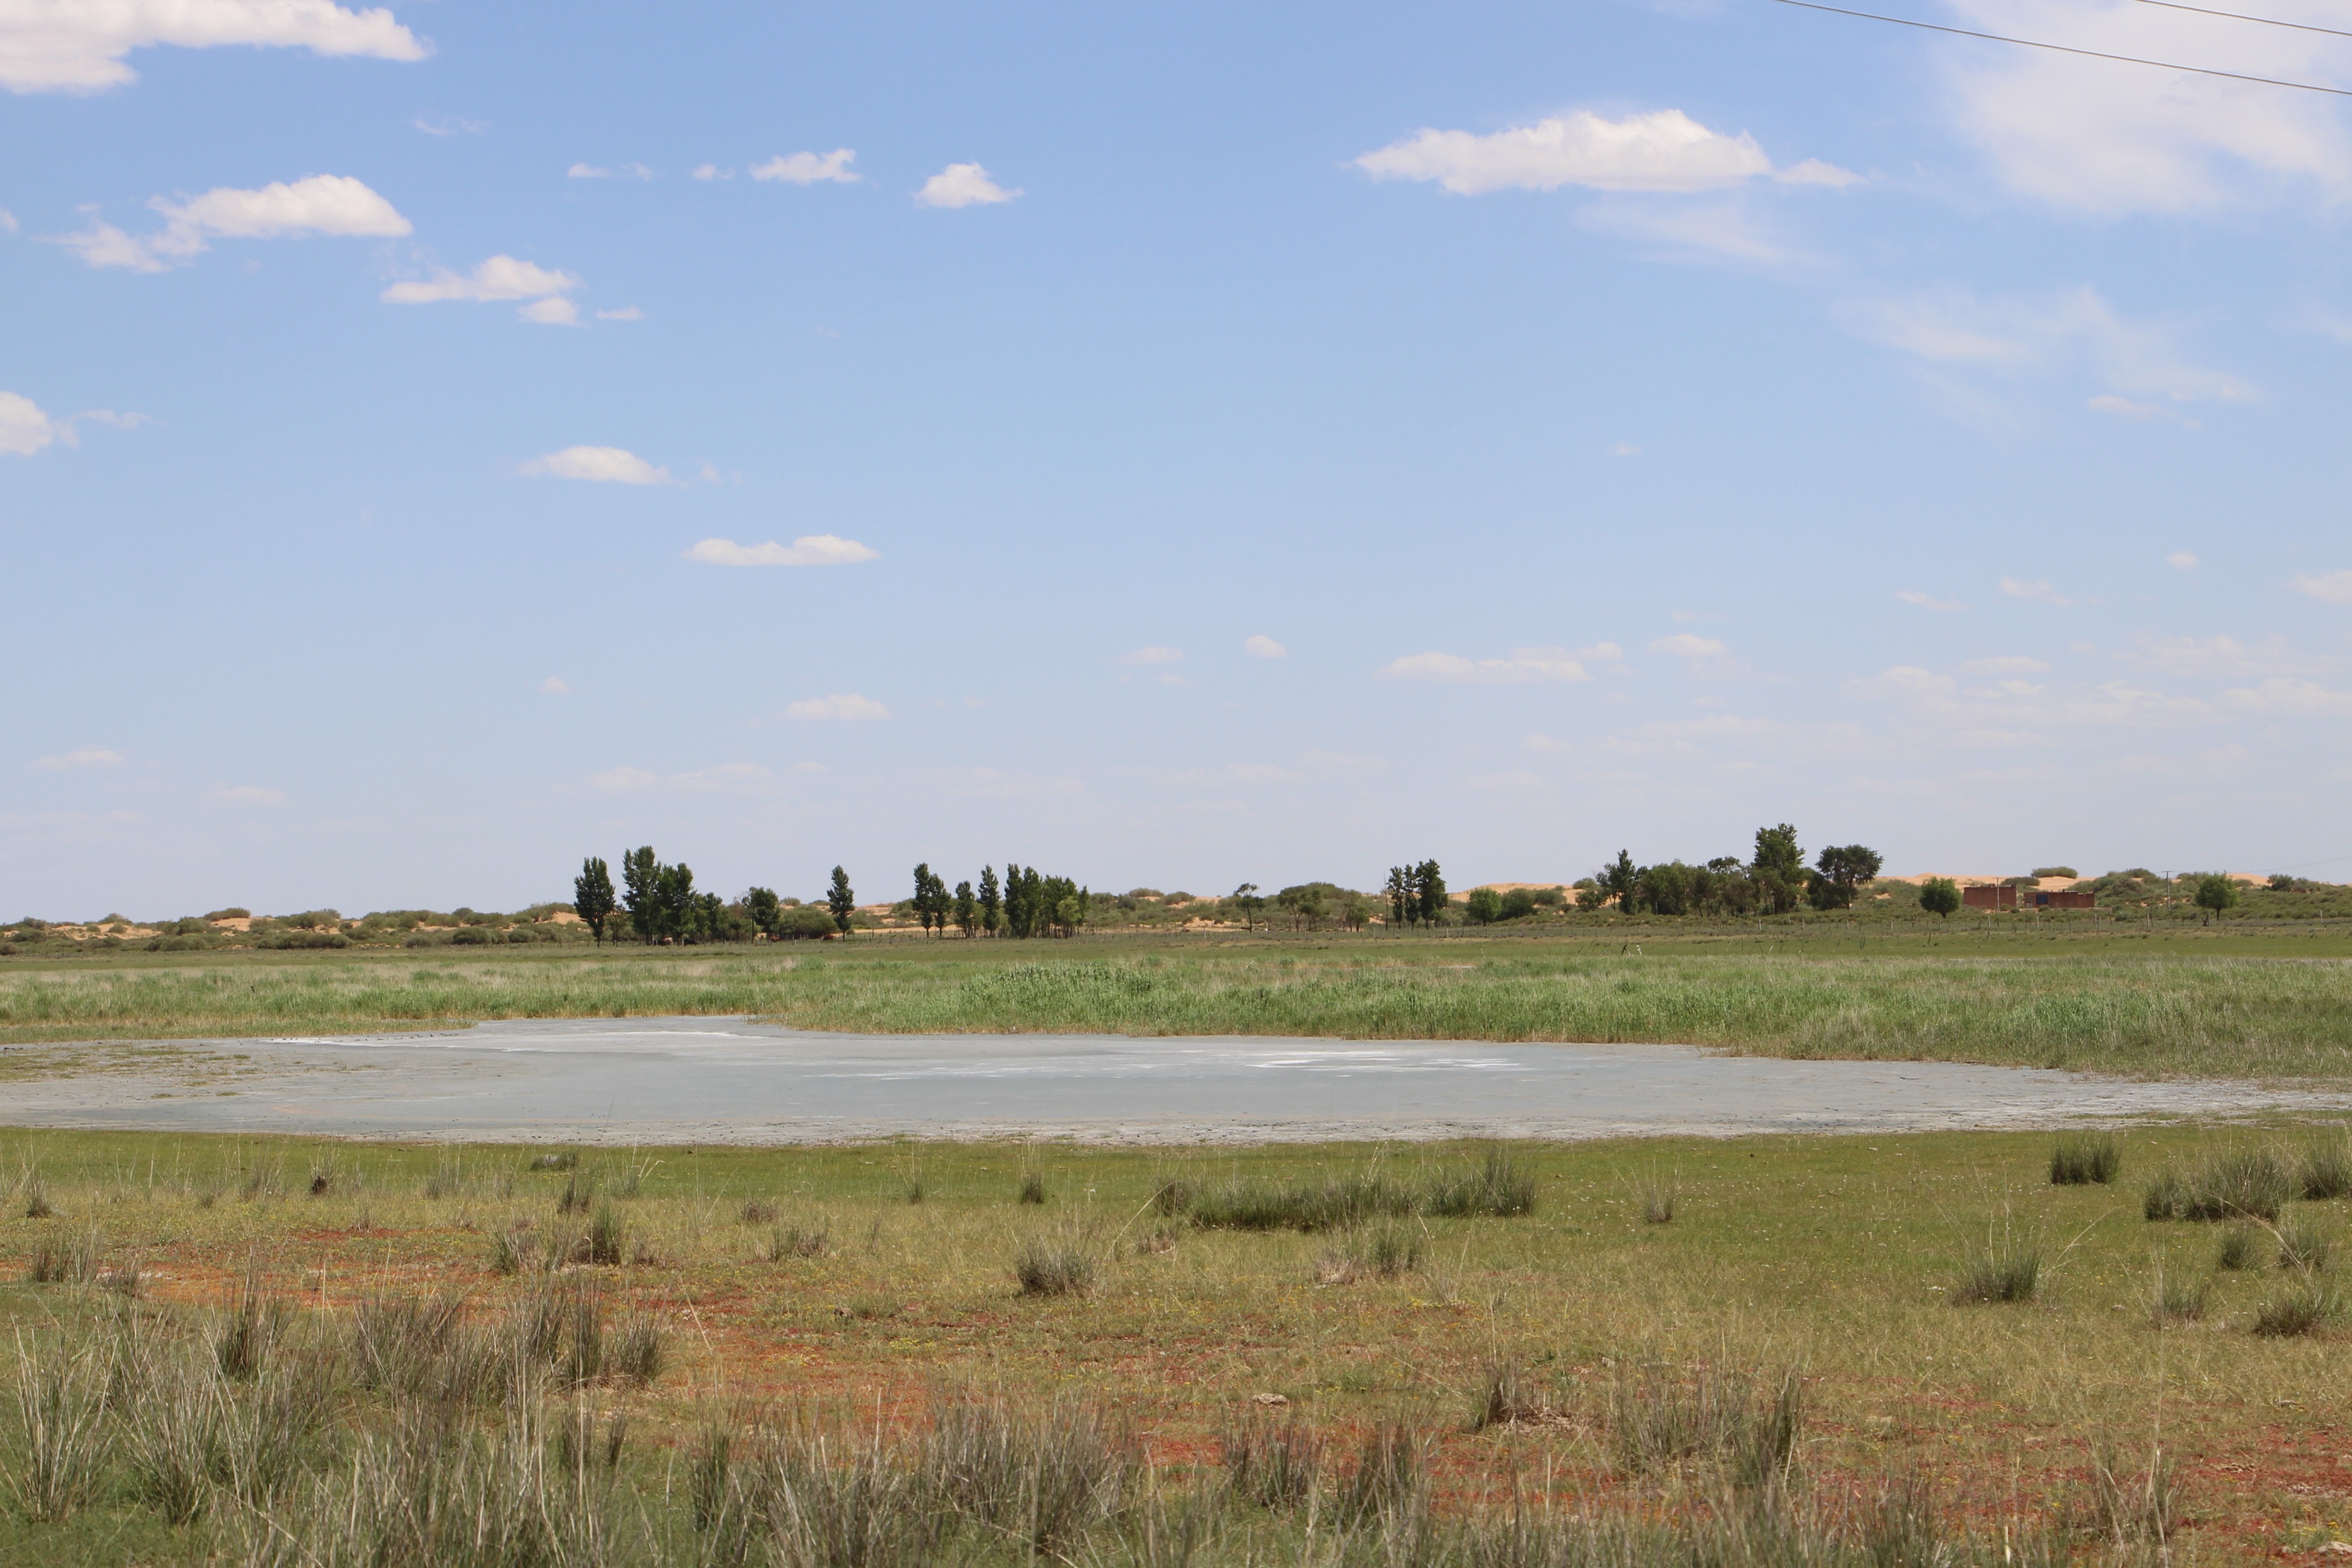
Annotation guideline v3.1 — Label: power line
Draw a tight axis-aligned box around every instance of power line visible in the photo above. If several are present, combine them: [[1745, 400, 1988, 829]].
[[1769, 0, 2352, 95], [2128, 0, 2352, 41]]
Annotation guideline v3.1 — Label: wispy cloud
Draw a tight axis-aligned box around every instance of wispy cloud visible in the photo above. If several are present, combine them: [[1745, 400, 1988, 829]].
[[414, 114, 484, 137], [0, 0, 429, 94], [1244, 635, 1288, 659], [567, 161, 652, 180], [208, 784, 287, 806], [2166, 551, 2200, 570], [2000, 576, 2080, 608], [52, 174, 410, 271], [784, 694, 889, 721], [685, 535, 876, 566], [521, 445, 670, 484], [31, 746, 123, 770], [1354, 109, 1850, 193], [2293, 570, 2352, 604], [381, 255, 580, 323], [1118, 646, 1184, 666], [0, 390, 59, 456], [1897, 590, 1966, 611], [753, 149, 859, 184], [1381, 646, 1592, 683]]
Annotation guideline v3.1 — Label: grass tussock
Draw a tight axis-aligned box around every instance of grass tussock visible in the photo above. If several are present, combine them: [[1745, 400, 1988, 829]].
[[2049, 1132, 2122, 1186], [2217, 1224, 2263, 1270], [767, 1222, 829, 1261], [2251, 1280, 2338, 1337], [1171, 1149, 1533, 1233], [1014, 1230, 1098, 1297], [2300, 1135, 2352, 1200], [1953, 1221, 2043, 1305], [2146, 1266, 2209, 1327], [1605, 1359, 1805, 1490], [1220, 1413, 1323, 1510], [2145, 1146, 2293, 1223], [5, 1335, 110, 1523], [2277, 1211, 2334, 1273]]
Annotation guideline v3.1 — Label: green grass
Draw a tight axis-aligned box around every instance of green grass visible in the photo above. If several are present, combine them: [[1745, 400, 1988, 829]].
[[8, 935, 2352, 1079]]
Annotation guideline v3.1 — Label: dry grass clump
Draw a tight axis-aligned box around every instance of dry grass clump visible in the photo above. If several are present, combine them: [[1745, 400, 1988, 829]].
[[1953, 1223, 2043, 1305], [1018, 1169, 1049, 1206], [2049, 1132, 2122, 1186], [1469, 1356, 1553, 1431], [1220, 1413, 1323, 1510], [5, 1335, 110, 1523], [2299, 1135, 2352, 1200], [1168, 1149, 1534, 1233], [766, 1223, 829, 1261], [738, 1197, 777, 1224], [2277, 1211, 2333, 1273], [2250, 1280, 2338, 1337], [212, 1258, 287, 1379], [2145, 1266, 2209, 1327], [2217, 1224, 2263, 1270]]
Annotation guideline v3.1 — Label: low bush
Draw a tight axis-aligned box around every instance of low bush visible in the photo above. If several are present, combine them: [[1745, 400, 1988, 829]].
[[1953, 1225, 2041, 1304], [2301, 1138, 2352, 1201], [2278, 1213, 2333, 1273], [2251, 1281, 2337, 1337], [1015, 1233, 1097, 1297], [2217, 1224, 2263, 1270]]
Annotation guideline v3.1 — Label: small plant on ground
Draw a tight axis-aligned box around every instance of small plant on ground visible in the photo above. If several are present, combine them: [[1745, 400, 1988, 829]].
[[1220, 1413, 1323, 1510], [557, 1169, 595, 1214], [6, 1336, 111, 1523], [583, 1200, 624, 1266], [21, 1170, 52, 1219], [2251, 1281, 2337, 1337], [768, 1223, 829, 1260], [1642, 1178, 1676, 1224], [611, 1312, 665, 1386], [2086, 1442, 2181, 1545], [1015, 1230, 1097, 1297], [1953, 1221, 2042, 1304], [2217, 1224, 2263, 1270], [739, 1197, 776, 1224], [1018, 1169, 1048, 1206], [2301, 1137, 2352, 1201], [2146, 1265, 2208, 1326], [2278, 1211, 2334, 1273], [1470, 1356, 1550, 1430], [2146, 1147, 2292, 1223], [2051, 1133, 2122, 1186]]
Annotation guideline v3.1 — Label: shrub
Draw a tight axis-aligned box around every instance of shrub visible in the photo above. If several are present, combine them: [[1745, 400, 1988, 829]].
[[1015, 1233, 1097, 1297], [583, 1202, 624, 1266], [215, 1259, 286, 1379], [1470, 1357, 1549, 1431], [768, 1224, 829, 1261], [2051, 1134, 2122, 1186], [22, 1173, 51, 1219], [739, 1198, 777, 1224], [6, 1338, 111, 1522], [1642, 1178, 1676, 1224], [1018, 1171, 1048, 1206]]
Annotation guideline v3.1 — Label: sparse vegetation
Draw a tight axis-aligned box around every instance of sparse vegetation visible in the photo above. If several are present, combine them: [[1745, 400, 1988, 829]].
[[2049, 1132, 2121, 1186]]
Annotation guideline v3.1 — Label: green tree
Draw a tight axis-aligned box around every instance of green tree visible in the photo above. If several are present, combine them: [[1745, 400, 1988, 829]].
[[622, 846, 661, 944], [2194, 874, 2239, 924], [1809, 845, 1885, 911], [1751, 824, 1805, 915], [1385, 867, 1411, 930], [572, 857, 617, 945], [1499, 888, 1537, 920], [1639, 861, 1694, 917], [912, 863, 948, 935], [1597, 850, 1640, 911], [953, 880, 977, 937], [744, 886, 782, 940], [656, 862, 696, 943], [1413, 861, 1446, 926], [978, 866, 1002, 935], [1229, 882, 1264, 931], [827, 866, 856, 936], [1574, 878, 1606, 912], [1919, 876, 1962, 918], [1464, 887, 1503, 924]]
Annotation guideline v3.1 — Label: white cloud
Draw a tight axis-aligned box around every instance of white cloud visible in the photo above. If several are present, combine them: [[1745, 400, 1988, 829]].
[[0, 0, 428, 94], [590, 762, 771, 793], [2089, 393, 2196, 426], [2165, 551, 2200, 570], [413, 114, 483, 137], [0, 205, 16, 230], [209, 785, 287, 806], [1380, 647, 1590, 683], [1575, 200, 1806, 267], [752, 149, 859, 184], [567, 162, 606, 179], [784, 694, 889, 721], [2001, 577, 2078, 607], [692, 164, 726, 181], [2121, 635, 2331, 677], [685, 535, 877, 567], [541, 676, 569, 694], [1649, 633, 1728, 660], [53, 173, 409, 270], [1941, 0, 2352, 215], [1959, 655, 2052, 675], [1608, 442, 1640, 457], [1243, 634, 1288, 659], [915, 162, 1019, 207], [1355, 109, 1826, 194], [518, 296, 578, 325], [521, 445, 670, 484], [0, 390, 58, 455], [1119, 646, 1184, 666], [1840, 286, 2252, 406], [31, 746, 122, 769], [2224, 677, 2352, 716], [1778, 158, 1863, 189], [2293, 570, 2352, 604], [381, 255, 580, 322], [594, 306, 642, 322], [1897, 590, 1966, 611]]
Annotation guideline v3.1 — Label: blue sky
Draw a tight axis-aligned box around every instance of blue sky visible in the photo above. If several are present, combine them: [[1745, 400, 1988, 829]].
[[5, 0, 2351, 917]]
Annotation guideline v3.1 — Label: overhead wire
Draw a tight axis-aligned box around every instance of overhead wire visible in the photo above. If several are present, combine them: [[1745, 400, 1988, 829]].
[[2126, 0, 2352, 41], [1769, 0, 2352, 95]]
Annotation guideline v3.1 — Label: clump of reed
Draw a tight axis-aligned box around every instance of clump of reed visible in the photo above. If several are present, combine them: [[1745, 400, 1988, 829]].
[[1953, 1219, 2043, 1305], [1219, 1413, 1323, 1510], [2145, 1147, 2293, 1223], [1603, 1359, 1805, 1489], [1317, 1223, 1424, 1285], [2277, 1211, 2334, 1273], [1015, 1229, 1098, 1297], [5, 1335, 111, 1522], [1170, 1149, 1534, 1234], [1018, 1169, 1049, 1206], [2050, 1132, 2122, 1186], [2146, 1265, 2209, 1327]]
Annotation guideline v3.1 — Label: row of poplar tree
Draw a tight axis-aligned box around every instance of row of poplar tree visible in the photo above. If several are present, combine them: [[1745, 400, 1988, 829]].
[[565, 851, 1090, 944]]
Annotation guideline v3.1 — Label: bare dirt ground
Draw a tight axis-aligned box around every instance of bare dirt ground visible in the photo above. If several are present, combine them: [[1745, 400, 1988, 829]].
[[1, 1016, 2340, 1145]]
